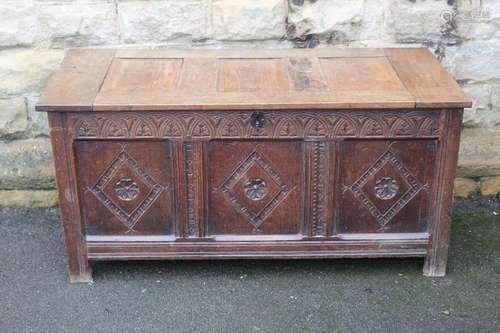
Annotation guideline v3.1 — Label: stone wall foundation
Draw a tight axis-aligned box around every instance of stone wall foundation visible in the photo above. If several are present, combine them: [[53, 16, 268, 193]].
[[0, 0, 499, 207]]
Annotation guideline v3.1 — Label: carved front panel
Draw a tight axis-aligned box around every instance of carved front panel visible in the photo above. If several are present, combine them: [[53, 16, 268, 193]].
[[75, 141, 174, 236], [336, 140, 436, 233], [207, 141, 304, 235]]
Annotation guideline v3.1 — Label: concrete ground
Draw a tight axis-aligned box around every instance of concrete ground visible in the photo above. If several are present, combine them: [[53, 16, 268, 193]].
[[1, 198, 499, 333]]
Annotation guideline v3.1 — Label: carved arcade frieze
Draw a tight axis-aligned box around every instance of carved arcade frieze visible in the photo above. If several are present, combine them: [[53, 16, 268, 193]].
[[68, 110, 441, 140]]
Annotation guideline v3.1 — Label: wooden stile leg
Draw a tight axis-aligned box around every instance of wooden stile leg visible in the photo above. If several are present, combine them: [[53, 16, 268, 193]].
[[48, 113, 92, 283], [423, 110, 463, 277]]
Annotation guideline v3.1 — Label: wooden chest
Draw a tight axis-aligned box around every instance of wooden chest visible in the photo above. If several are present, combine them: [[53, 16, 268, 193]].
[[36, 48, 471, 283]]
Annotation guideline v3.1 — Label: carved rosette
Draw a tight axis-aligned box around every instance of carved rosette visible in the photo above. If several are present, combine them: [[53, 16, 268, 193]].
[[115, 178, 140, 201], [374, 177, 399, 200], [244, 178, 268, 201]]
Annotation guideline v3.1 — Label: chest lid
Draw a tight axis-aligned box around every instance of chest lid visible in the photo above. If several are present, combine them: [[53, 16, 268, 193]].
[[36, 48, 471, 112]]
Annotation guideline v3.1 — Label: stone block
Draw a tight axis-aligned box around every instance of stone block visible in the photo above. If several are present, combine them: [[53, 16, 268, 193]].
[[36, 2, 119, 47], [0, 0, 37, 48], [25, 93, 49, 137], [448, 40, 500, 82], [0, 139, 55, 190], [0, 49, 65, 98], [454, 177, 479, 197], [0, 190, 58, 208], [0, 97, 28, 139], [384, 0, 452, 42], [461, 83, 500, 127], [480, 176, 500, 196], [490, 85, 500, 119], [458, 127, 500, 178], [213, 0, 287, 41], [288, 0, 364, 42], [119, 0, 209, 43], [358, 0, 386, 41], [456, 0, 500, 40]]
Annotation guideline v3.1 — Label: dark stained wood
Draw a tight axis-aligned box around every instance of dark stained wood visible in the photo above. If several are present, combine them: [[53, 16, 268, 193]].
[[86, 237, 429, 260], [304, 141, 331, 237], [75, 141, 175, 236], [36, 48, 469, 282], [336, 140, 436, 234], [66, 110, 443, 140], [423, 110, 464, 276], [207, 140, 304, 236], [47, 113, 92, 282], [176, 142, 206, 238]]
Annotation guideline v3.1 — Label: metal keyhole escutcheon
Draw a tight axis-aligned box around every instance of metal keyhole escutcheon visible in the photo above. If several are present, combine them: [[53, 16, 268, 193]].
[[250, 112, 266, 129]]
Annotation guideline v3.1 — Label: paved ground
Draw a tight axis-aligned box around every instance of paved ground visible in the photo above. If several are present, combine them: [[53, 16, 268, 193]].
[[1, 198, 499, 333]]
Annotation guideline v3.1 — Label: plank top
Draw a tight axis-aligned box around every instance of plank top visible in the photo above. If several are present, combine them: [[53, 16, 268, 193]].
[[36, 48, 471, 112]]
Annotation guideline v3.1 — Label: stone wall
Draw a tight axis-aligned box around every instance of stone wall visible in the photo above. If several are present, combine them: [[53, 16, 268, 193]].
[[0, 0, 499, 207]]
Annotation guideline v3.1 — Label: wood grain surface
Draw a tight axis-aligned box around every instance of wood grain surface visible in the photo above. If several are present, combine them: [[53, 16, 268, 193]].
[[36, 48, 471, 112]]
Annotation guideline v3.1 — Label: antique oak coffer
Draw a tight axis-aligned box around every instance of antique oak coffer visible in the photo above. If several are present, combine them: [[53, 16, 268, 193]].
[[36, 48, 471, 282]]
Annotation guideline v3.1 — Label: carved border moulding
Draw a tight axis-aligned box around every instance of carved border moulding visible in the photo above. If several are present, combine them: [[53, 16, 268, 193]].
[[218, 149, 293, 232], [69, 110, 441, 140], [347, 148, 423, 227], [89, 149, 165, 232], [310, 142, 328, 236], [184, 143, 201, 237]]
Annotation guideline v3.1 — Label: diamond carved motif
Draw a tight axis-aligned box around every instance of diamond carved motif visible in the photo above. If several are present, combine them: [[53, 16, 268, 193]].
[[90, 150, 165, 232], [218, 150, 293, 231], [347, 149, 423, 227]]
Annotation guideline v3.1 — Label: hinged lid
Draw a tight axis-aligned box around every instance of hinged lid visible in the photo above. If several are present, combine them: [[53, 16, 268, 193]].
[[36, 48, 471, 112]]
